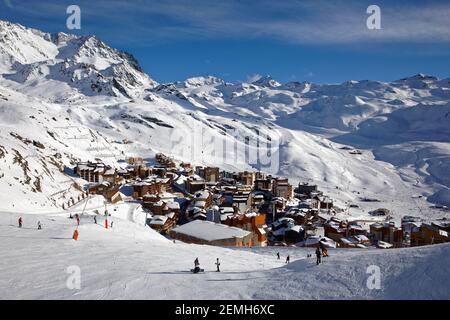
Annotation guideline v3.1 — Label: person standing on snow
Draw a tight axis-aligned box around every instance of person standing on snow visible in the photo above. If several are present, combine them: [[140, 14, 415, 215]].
[[315, 247, 322, 265], [320, 240, 328, 257], [18, 217, 23, 228], [277, 252, 280, 260], [215, 258, 221, 272], [37, 221, 42, 230], [285, 255, 290, 264], [94, 215, 97, 224]]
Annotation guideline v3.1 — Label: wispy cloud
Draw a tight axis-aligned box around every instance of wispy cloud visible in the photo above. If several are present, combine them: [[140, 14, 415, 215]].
[[2, 0, 450, 45]]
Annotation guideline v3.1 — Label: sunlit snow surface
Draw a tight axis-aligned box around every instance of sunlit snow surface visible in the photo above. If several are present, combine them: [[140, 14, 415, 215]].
[[0, 208, 448, 299]]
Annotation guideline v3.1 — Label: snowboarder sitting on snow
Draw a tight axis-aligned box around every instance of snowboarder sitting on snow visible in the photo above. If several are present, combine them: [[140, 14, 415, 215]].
[[37, 221, 42, 230], [315, 247, 322, 265], [193, 257, 201, 273], [18, 217, 22, 228], [215, 258, 221, 272], [285, 255, 290, 264]]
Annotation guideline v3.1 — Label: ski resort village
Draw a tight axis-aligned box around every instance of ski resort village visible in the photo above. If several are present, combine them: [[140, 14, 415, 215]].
[[70, 153, 450, 250], [0, 19, 449, 299]]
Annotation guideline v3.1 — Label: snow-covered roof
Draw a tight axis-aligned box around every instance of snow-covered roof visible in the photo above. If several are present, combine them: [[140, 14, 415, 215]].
[[220, 207, 235, 213], [150, 215, 168, 225], [354, 235, 369, 242], [166, 202, 180, 210], [193, 200, 206, 208], [194, 190, 210, 199], [377, 241, 393, 249], [104, 169, 115, 175], [166, 212, 176, 219], [171, 220, 250, 241], [286, 225, 303, 233], [191, 207, 206, 214], [340, 237, 358, 245]]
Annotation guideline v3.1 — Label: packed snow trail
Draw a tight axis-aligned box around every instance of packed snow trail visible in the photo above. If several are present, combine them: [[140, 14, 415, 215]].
[[0, 211, 448, 299]]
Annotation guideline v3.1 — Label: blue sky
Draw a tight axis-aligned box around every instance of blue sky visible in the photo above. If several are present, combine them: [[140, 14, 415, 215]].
[[1, 0, 450, 84]]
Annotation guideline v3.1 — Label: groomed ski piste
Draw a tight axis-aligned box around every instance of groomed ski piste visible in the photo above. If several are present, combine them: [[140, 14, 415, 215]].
[[0, 196, 449, 300]]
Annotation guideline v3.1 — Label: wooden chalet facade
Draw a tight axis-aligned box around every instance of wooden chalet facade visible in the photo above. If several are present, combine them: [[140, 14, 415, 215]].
[[224, 212, 267, 246]]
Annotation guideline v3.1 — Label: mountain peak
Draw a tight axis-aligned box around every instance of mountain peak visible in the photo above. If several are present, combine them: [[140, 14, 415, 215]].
[[182, 76, 225, 87], [252, 75, 281, 88], [399, 73, 438, 82], [0, 19, 157, 98]]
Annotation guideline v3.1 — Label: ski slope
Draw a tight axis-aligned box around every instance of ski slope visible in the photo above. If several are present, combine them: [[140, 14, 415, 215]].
[[0, 207, 448, 300]]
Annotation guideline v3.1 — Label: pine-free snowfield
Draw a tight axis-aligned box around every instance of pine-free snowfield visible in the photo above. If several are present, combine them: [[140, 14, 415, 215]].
[[0, 208, 449, 300]]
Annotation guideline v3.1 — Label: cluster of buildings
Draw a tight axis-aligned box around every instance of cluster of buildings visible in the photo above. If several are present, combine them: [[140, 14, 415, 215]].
[[73, 155, 450, 250]]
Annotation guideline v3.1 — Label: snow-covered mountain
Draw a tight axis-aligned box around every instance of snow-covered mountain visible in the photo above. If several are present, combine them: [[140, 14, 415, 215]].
[[0, 20, 156, 102], [0, 20, 449, 222]]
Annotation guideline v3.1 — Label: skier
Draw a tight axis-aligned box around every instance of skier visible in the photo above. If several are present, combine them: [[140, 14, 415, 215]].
[[18, 217, 23, 228], [37, 221, 42, 230], [94, 216, 97, 224], [111, 221, 114, 228], [277, 252, 280, 260], [76, 214, 80, 226], [285, 255, 290, 264], [315, 247, 322, 265], [215, 258, 221, 272]]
